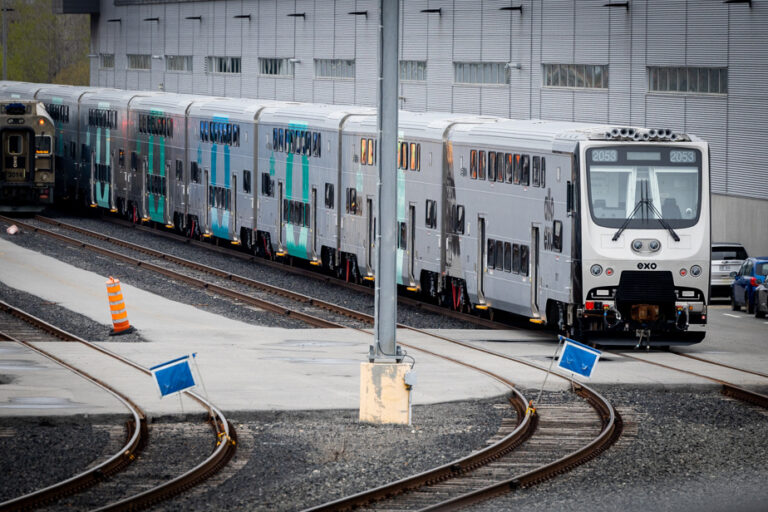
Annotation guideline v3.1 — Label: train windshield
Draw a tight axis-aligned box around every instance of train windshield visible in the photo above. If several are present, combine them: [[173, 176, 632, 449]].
[[586, 146, 702, 229]]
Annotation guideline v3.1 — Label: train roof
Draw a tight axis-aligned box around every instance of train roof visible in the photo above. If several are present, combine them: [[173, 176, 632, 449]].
[[0, 81, 45, 100], [78, 88, 158, 107], [187, 97, 287, 121], [259, 103, 375, 130], [130, 93, 208, 115], [34, 84, 103, 103], [343, 111, 498, 140]]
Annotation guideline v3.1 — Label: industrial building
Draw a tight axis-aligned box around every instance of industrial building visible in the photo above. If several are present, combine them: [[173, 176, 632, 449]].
[[57, 0, 768, 254]]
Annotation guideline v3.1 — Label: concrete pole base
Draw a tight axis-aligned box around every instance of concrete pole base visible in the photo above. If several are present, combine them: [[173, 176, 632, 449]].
[[359, 362, 412, 425]]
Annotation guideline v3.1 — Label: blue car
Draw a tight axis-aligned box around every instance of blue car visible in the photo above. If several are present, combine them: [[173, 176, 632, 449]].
[[730, 257, 768, 313]]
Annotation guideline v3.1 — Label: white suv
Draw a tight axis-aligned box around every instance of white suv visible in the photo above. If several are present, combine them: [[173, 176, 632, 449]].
[[711, 242, 748, 298]]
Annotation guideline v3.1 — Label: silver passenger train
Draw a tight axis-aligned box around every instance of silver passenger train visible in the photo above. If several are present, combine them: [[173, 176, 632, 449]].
[[1, 81, 710, 345]]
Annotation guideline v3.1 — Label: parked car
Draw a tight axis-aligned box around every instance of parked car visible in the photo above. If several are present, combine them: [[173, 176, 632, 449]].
[[711, 242, 748, 298], [754, 280, 768, 318], [730, 257, 768, 313]]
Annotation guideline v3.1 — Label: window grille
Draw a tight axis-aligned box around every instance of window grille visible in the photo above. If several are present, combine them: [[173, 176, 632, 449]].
[[543, 64, 609, 89], [315, 59, 355, 79]]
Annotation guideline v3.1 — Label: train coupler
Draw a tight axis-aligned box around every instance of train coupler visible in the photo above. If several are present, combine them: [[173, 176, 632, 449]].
[[634, 329, 652, 350]]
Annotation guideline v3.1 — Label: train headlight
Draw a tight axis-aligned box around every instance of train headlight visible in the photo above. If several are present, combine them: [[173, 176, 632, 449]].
[[632, 240, 643, 251], [649, 240, 660, 251], [680, 268, 688, 277], [690, 265, 702, 277], [590, 264, 603, 276]]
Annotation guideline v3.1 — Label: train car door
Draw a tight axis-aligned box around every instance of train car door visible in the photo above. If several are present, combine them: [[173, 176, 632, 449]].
[[204, 169, 210, 230], [311, 187, 318, 262], [231, 174, 237, 239], [89, 149, 96, 206], [277, 180, 284, 250], [110, 150, 117, 211], [531, 225, 540, 316], [141, 156, 149, 219], [408, 203, 416, 286], [366, 197, 374, 275], [478, 216, 486, 302], [2, 131, 31, 182]]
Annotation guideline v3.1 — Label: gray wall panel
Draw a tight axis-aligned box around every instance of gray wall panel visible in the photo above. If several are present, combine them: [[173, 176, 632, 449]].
[[540, 0, 573, 64], [646, 0, 685, 66], [402, 83, 427, 113], [334, 80, 355, 105], [685, 97, 727, 195], [452, 0, 481, 61], [481, 0, 511, 62], [164, 3, 179, 55], [258, 0, 276, 57], [334, 0, 356, 59], [452, 86, 480, 114], [573, 91, 608, 124], [645, 95, 685, 133], [574, 1, 608, 64], [480, 87, 509, 118], [402, 0, 428, 61], [687, 1, 728, 66], [540, 89, 573, 121]]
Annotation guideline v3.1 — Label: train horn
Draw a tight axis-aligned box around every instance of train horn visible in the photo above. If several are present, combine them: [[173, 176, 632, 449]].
[[632, 131, 643, 141], [648, 128, 658, 139], [619, 127, 629, 138], [610, 128, 622, 138], [642, 132, 650, 141]]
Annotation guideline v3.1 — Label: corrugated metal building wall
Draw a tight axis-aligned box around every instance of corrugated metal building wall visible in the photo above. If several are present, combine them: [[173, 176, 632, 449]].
[[90, 0, 768, 254]]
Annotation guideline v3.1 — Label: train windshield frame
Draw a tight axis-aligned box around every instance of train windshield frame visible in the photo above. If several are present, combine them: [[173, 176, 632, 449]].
[[586, 145, 702, 230]]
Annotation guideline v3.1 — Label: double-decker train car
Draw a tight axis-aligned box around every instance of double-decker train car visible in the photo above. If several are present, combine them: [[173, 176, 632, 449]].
[[0, 100, 55, 212], [0, 81, 710, 345]]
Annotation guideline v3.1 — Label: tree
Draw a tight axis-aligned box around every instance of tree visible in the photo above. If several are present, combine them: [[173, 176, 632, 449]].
[[1, 0, 90, 85]]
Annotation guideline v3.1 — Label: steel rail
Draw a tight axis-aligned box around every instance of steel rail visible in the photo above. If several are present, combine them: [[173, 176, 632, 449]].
[[616, 351, 768, 409], [0, 305, 146, 512], [88, 214, 518, 330], [0, 300, 237, 511], [0, 216, 342, 329]]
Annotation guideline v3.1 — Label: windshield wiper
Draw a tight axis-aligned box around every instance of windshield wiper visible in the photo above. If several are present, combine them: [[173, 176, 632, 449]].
[[612, 180, 680, 242]]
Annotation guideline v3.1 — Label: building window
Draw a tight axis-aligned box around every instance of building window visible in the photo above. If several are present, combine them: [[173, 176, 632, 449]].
[[648, 67, 727, 95], [400, 60, 426, 81], [127, 54, 151, 70], [543, 64, 608, 89], [259, 58, 295, 77], [166, 55, 193, 72], [206, 56, 241, 74], [315, 59, 355, 79], [454, 62, 508, 85], [100, 54, 115, 69]]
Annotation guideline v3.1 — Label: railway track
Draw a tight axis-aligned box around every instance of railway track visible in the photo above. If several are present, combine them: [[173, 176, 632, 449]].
[[0, 301, 236, 511], [2, 215, 623, 510]]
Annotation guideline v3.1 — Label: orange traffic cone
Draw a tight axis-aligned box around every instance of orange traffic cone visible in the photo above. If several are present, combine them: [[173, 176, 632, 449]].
[[106, 277, 135, 335]]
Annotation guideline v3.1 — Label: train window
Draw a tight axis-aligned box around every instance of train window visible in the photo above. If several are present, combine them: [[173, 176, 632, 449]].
[[131, 152, 138, 172], [368, 138, 375, 165], [262, 173, 273, 196], [325, 183, 334, 208], [347, 187, 358, 214], [296, 131, 303, 154], [425, 199, 437, 229], [81, 144, 90, 162], [277, 129, 283, 152], [456, 205, 465, 234], [304, 132, 311, 156], [553, 220, 562, 252], [313, 133, 319, 157], [191, 161, 200, 183], [410, 143, 419, 171], [118, 149, 125, 166], [175, 160, 183, 181], [470, 150, 477, 179], [505, 154, 513, 183], [478, 151, 486, 180], [70, 141, 76, 159], [512, 244, 521, 273], [243, 170, 252, 193], [6, 135, 21, 155], [541, 157, 546, 187], [520, 245, 530, 276], [361, 138, 367, 165], [521, 155, 530, 186], [35, 135, 52, 155], [398, 222, 408, 250], [273, 128, 278, 150], [533, 156, 541, 187], [496, 153, 504, 182], [487, 239, 495, 270], [504, 242, 512, 272], [513, 154, 521, 184], [495, 240, 503, 270], [488, 152, 496, 181]]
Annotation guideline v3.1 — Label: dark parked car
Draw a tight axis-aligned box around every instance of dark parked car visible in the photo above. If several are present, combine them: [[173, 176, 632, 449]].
[[711, 242, 748, 298], [754, 280, 768, 319], [730, 257, 768, 313]]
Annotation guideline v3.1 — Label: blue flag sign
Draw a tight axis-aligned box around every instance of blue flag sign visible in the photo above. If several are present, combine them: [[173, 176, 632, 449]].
[[557, 337, 601, 379], [150, 355, 197, 398]]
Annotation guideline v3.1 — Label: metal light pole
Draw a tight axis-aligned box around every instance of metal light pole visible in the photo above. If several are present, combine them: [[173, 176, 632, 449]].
[[372, 0, 400, 362]]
